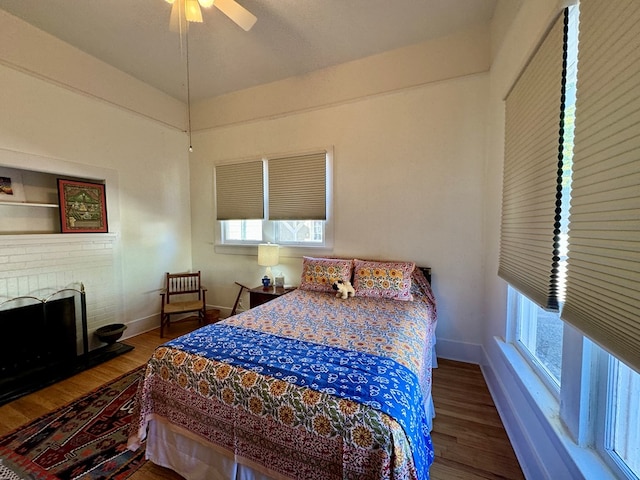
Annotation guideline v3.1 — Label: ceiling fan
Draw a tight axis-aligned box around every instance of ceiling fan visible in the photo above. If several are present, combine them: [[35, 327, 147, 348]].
[[165, 0, 257, 32]]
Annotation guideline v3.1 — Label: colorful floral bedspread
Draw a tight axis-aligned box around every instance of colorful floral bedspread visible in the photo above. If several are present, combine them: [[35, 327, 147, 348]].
[[130, 269, 437, 480]]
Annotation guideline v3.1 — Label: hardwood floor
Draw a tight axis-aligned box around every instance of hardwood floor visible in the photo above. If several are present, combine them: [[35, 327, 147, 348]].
[[0, 324, 524, 479], [430, 359, 524, 479]]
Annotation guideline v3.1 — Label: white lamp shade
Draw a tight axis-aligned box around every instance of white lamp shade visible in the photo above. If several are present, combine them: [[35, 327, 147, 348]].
[[258, 243, 279, 267]]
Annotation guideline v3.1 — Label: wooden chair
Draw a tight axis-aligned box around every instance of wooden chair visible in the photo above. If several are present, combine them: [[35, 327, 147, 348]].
[[160, 271, 207, 337]]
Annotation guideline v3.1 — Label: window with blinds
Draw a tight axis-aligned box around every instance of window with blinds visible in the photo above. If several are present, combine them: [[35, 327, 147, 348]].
[[215, 160, 264, 220], [499, 11, 569, 312], [214, 149, 331, 247], [268, 152, 327, 221], [561, 0, 640, 373], [502, 0, 640, 381], [502, 3, 640, 477]]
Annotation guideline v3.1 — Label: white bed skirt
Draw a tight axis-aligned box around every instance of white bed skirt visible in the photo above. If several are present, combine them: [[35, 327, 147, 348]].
[[146, 417, 285, 480]]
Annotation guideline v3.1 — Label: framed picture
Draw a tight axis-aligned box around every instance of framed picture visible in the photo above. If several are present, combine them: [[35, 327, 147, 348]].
[[57, 179, 108, 233], [0, 167, 26, 203]]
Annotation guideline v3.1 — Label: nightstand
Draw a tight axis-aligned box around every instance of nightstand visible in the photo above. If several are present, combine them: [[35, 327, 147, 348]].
[[249, 286, 296, 308]]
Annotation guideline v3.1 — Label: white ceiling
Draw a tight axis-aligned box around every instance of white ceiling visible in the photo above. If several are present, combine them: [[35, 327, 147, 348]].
[[0, 0, 497, 102]]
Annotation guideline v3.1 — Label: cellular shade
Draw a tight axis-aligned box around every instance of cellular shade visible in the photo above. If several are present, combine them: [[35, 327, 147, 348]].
[[561, 0, 640, 372], [268, 152, 327, 220], [498, 11, 568, 311], [215, 160, 264, 220]]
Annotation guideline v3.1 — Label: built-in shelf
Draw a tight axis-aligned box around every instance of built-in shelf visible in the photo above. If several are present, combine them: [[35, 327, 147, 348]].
[[0, 201, 59, 208]]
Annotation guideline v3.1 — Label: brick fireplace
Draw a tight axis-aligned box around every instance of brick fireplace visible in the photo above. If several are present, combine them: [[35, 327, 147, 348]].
[[0, 233, 123, 350], [0, 233, 127, 404]]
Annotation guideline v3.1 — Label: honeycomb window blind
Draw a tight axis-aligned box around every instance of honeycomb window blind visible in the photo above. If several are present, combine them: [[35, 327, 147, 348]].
[[215, 160, 264, 220], [268, 152, 327, 220], [498, 11, 568, 312], [561, 0, 640, 371]]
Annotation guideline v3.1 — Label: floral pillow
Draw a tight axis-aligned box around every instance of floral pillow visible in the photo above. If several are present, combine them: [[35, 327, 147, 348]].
[[352, 259, 415, 301], [299, 257, 354, 293]]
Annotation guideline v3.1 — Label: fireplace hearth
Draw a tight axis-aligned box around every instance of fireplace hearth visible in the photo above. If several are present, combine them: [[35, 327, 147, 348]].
[[0, 286, 133, 406]]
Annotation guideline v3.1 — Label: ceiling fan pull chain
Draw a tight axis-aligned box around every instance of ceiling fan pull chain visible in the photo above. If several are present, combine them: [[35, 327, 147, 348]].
[[186, 27, 193, 153]]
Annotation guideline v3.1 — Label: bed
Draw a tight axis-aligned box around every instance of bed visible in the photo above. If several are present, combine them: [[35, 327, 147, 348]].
[[129, 258, 437, 480]]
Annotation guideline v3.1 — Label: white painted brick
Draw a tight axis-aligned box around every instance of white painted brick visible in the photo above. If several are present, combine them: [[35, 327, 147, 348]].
[[0, 278, 7, 299], [0, 235, 122, 349], [9, 253, 44, 264], [6, 278, 18, 297], [81, 243, 108, 251], [0, 247, 27, 256]]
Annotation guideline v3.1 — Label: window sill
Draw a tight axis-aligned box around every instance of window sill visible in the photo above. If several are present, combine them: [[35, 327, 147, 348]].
[[214, 243, 334, 258], [495, 338, 618, 480]]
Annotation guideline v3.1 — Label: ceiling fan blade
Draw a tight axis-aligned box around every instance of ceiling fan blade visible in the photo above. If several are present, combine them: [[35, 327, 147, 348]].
[[213, 0, 257, 31], [169, 0, 182, 32]]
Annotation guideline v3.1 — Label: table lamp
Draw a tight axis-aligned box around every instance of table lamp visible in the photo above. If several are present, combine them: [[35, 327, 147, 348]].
[[258, 243, 279, 285]]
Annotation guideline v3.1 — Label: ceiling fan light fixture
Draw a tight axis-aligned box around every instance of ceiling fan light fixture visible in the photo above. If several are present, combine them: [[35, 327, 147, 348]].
[[163, 0, 256, 31], [185, 0, 204, 23]]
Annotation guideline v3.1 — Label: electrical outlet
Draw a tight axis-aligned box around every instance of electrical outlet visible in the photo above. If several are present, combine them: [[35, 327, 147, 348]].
[[238, 300, 244, 309]]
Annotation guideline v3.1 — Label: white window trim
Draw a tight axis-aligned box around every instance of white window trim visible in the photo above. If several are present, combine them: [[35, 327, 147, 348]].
[[506, 286, 636, 480], [214, 220, 335, 257], [507, 287, 561, 399], [594, 351, 640, 480], [496, 335, 619, 480]]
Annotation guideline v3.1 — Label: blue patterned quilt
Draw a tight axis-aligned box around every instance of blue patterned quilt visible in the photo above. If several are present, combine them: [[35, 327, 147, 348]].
[[167, 323, 434, 479]]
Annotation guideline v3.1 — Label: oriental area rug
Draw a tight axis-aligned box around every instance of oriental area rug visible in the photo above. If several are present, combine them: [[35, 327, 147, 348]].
[[0, 366, 146, 480]]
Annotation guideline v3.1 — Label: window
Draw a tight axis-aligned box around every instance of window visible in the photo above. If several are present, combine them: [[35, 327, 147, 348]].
[[276, 220, 323, 244], [222, 219, 262, 242], [508, 5, 577, 389], [222, 219, 325, 245], [505, 3, 640, 478], [215, 150, 332, 248], [559, 0, 640, 374], [512, 290, 563, 388], [605, 357, 640, 479], [498, 7, 570, 311]]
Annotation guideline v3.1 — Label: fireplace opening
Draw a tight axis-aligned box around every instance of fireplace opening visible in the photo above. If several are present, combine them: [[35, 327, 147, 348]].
[[0, 287, 133, 406], [0, 296, 76, 380]]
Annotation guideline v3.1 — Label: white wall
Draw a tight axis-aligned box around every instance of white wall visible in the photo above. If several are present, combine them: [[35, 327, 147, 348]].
[[0, 12, 192, 338], [194, 24, 491, 130], [0, 10, 184, 130], [189, 26, 491, 360]]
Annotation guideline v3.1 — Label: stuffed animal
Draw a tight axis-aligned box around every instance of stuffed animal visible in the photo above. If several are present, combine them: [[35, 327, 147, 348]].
[[332, 279, 355, 299]]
